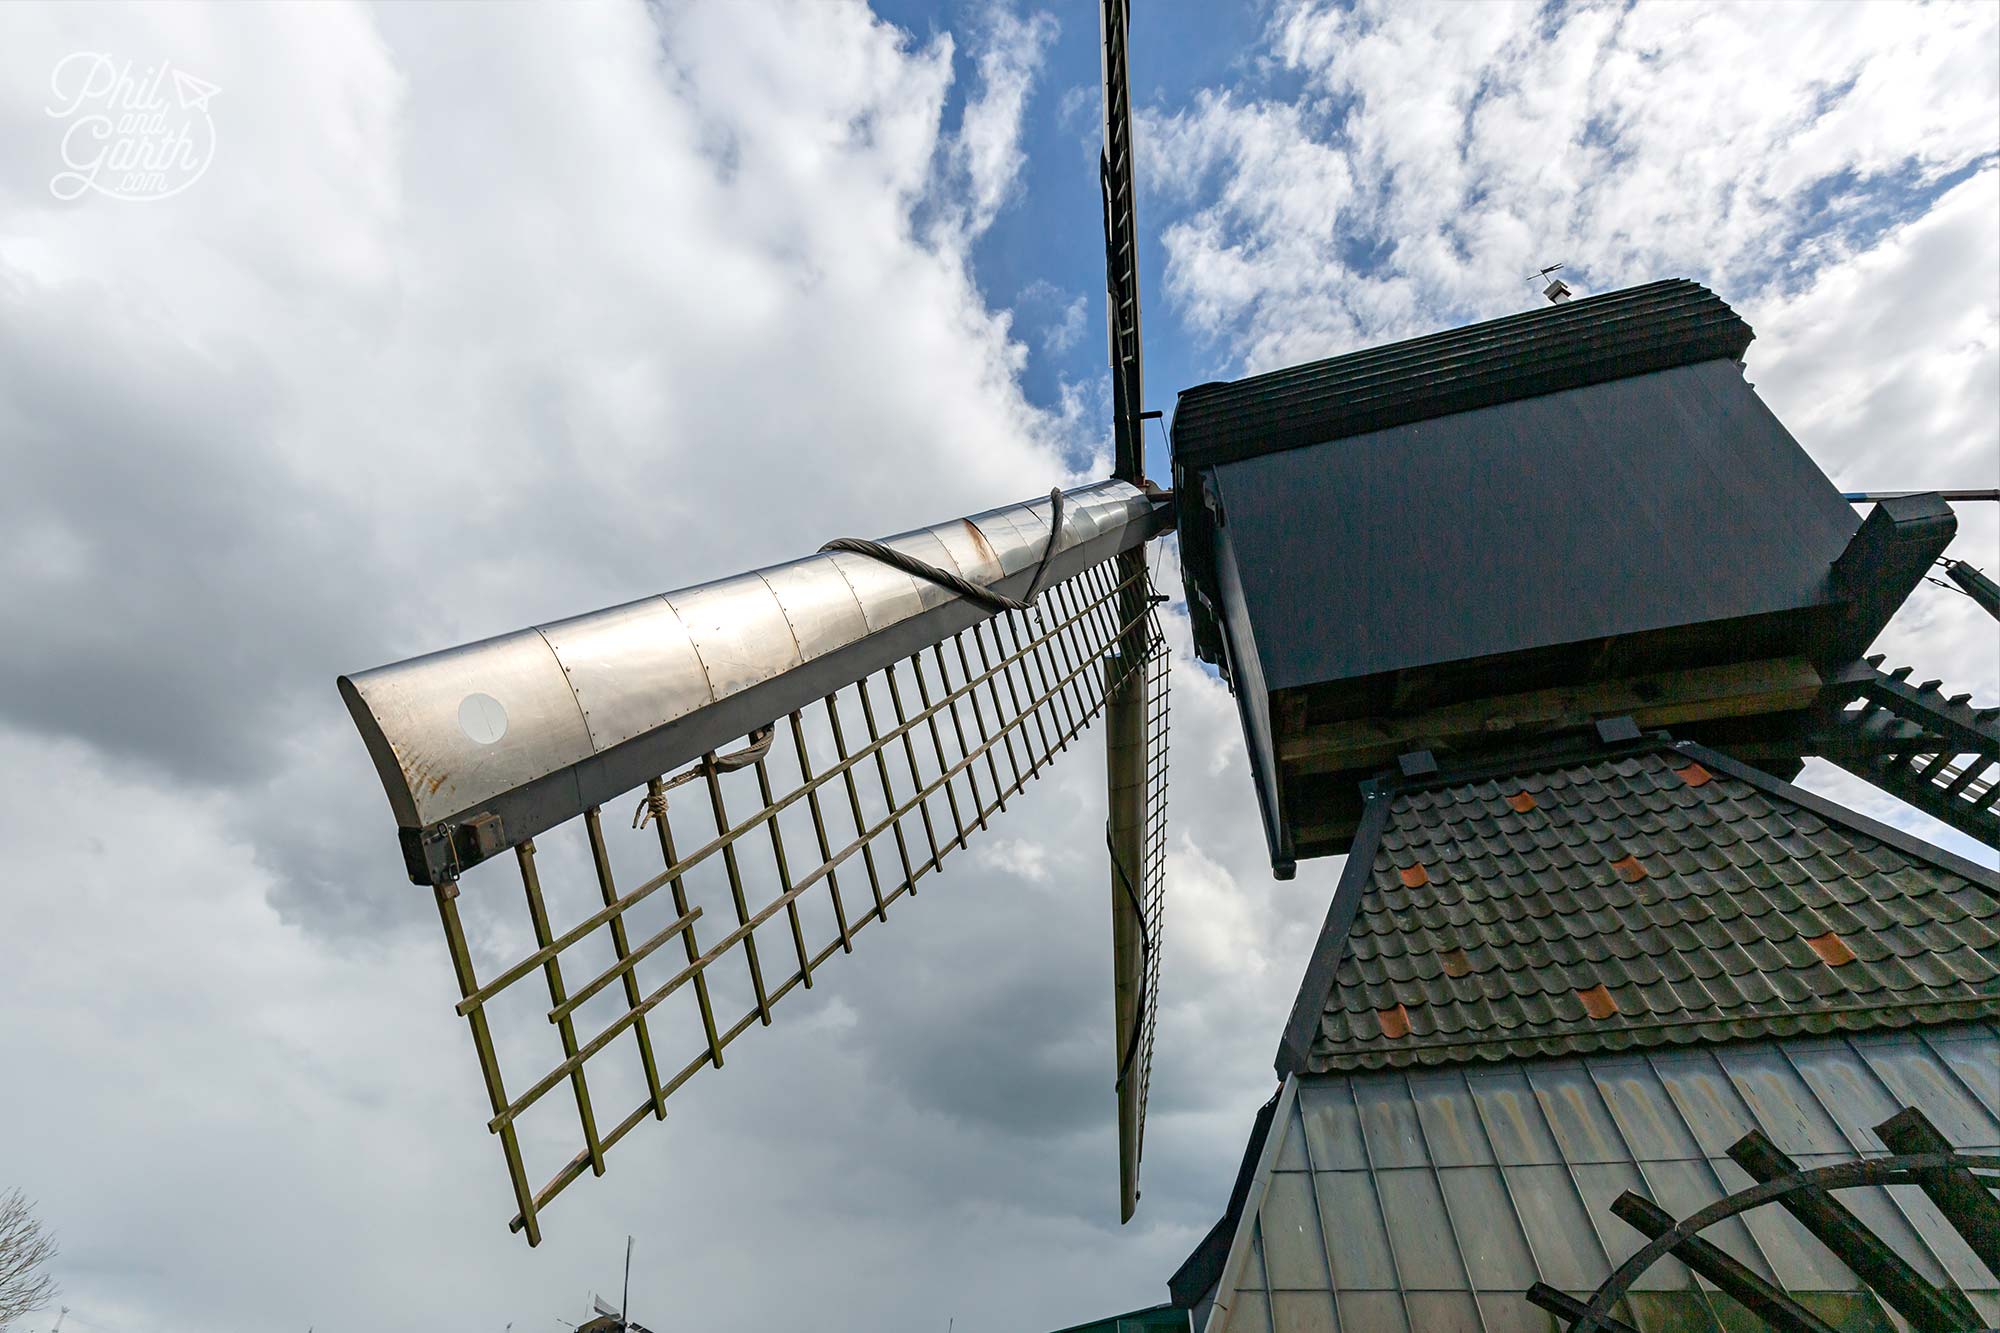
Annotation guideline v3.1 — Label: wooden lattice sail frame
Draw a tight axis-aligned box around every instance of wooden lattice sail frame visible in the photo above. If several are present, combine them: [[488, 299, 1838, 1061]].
[[339, 484, 1174, 1242]]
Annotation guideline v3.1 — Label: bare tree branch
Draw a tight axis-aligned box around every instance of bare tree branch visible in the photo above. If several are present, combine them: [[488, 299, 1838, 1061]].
[[0, 1189, 58, 1329]]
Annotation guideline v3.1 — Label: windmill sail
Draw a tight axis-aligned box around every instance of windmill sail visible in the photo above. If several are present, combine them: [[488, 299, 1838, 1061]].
[[339, 481, 1172, 1242], [1099, 0, 1144, 484], [1095, 0, 1167, 1223], [339, 0, 1178, 1249]]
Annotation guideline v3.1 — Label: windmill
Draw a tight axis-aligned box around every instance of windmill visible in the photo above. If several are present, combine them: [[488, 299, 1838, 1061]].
[[576, 1236, 641, 1333], [338, 4, 2000, 1328], [1113, 279, 2000, 1333]]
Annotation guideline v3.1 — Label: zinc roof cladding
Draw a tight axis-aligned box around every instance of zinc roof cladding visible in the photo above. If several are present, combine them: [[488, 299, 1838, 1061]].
[[1170, 279, 1753, 471], [1300, 746, 2000, 1074], [1206, 1025, 2000, 1333]]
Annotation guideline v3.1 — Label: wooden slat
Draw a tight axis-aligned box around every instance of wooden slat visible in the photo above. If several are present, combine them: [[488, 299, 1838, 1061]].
[[1279, 657, 1822, 776]]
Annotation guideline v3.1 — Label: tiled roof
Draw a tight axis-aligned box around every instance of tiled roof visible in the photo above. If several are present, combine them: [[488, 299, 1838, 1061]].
[[1291, 745, 2000, 1074]]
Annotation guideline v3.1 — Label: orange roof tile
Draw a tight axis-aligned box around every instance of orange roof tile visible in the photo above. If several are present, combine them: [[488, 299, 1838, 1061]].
[[1610, 854, 1648, 883], [1577, 984, 1619, 1020], [1376, 1004, 1412, 1039]]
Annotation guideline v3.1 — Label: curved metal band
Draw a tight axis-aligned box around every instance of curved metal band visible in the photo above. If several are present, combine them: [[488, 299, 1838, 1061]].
[[1569, 1152, 2000, 1333]]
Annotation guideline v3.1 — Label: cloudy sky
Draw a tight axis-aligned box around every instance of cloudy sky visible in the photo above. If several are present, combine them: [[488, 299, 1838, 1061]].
[[0, 2, 1994, 1330]]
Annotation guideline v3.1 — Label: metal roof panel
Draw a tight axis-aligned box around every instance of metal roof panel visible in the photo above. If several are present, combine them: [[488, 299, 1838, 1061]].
[[1200, 1027, 2000, 1333]]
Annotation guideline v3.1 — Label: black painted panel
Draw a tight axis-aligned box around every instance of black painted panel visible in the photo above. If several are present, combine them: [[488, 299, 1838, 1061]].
[[1209, 359, 1858, 693]]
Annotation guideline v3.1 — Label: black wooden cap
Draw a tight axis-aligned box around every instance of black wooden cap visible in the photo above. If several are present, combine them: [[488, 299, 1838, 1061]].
[[1172, 278, 1753, 469]]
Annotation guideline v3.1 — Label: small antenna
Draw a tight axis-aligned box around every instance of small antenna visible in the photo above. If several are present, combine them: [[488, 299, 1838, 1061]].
[[622, 1235, 633, 1324], [1526, 261, 1572, 304]]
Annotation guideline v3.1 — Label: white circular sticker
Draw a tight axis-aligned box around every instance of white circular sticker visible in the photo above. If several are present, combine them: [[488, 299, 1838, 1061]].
[[458, 692, 508, 745]]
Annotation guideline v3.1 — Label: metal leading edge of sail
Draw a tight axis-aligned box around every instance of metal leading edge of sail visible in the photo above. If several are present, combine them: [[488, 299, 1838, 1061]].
[[340, 479, 1169, 886]]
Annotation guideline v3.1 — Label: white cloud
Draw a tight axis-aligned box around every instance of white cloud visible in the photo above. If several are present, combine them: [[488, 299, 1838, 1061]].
[[949, 8, 1060, 238], [974, 835, 1053, 882], [1057, 80, 1099, 140], [1047, 292, 1088, 352], [0, 726, 485, 1330], [1021, 276, 1089, 353], [1749, 167, 2000, 864], [1142, 0, 2000, 372], [0, 1, 1086, 796]]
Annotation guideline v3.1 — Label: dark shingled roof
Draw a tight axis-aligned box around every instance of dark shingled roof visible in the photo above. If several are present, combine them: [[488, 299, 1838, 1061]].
[[1284, 744, 2000, 1074], [1171, 279, 1753, 470]]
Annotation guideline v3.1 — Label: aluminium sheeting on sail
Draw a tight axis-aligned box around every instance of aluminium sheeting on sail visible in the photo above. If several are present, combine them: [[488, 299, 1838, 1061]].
[[339, 479, 1167, 882], [1205, 1023, 2000, 1333]]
